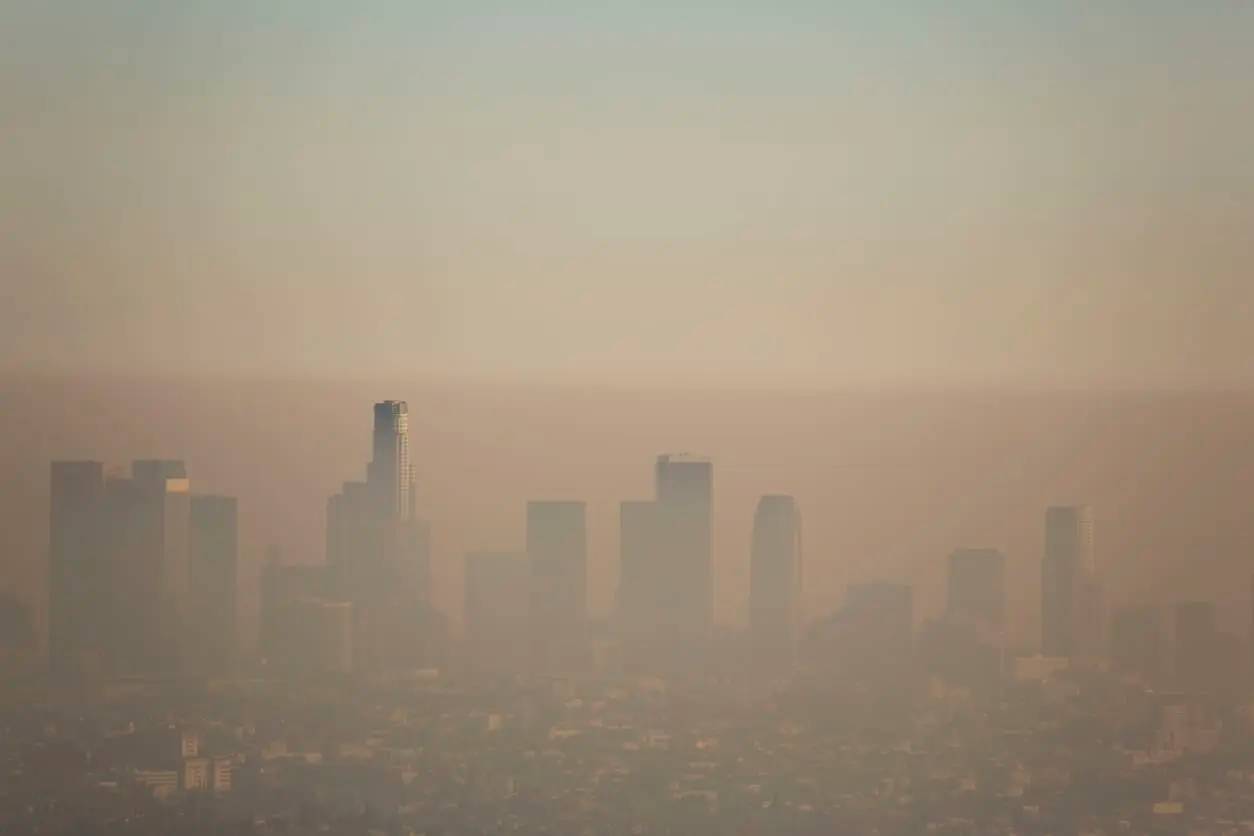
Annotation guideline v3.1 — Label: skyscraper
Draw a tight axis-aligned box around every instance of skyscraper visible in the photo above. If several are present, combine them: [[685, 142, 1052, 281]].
[[614, 454, 714, 668], [115, 460, 191, 674], [188, 495, 238, 675], [748, 495, 802, 665], [325, 401, 432, 671], [49, 458, 236, 679], [368, 400, 414, 521], [947, 548, 1006, 629], [1041, 505, 1101, 658], [654, 453, 713, 636], [48, 461, 106, 682], [527, 501, 588, 669]]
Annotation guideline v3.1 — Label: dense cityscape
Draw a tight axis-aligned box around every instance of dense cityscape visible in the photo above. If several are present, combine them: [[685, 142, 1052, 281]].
[[4, 400, 1254, 835]]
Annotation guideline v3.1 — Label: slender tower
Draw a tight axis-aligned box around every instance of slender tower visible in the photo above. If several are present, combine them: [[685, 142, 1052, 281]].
[[749, 495, 803, 665], [48, 461, 106, 682], [368, 400, 413, 521], [1041, 505, 1098, 658], [326, 401, 432, 671]]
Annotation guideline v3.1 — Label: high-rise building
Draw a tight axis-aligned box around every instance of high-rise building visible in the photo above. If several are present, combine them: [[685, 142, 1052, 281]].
[[748, 495, 802, 665], [48, 461, 106, 682], [527, 501, 587, 668], [326, 402, 432, 671], [465, 551, 530, 673], [614, 454, 714, 668], [947, 548, 1006, 629], [1041, 505, 1102, 658], [188, 496, 238, 675], [1110, 605, 1164, 682], [111, 460, 192, 674], [654, 454, 713, 635], [368, 400, 414, 521], [49, 458, 242, 679]]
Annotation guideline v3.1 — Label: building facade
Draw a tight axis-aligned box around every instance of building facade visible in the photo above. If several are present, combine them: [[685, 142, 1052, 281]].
[[748, 495, 802, 666], [325, 401, 432, 671], [1041, 505, 1101, 658]]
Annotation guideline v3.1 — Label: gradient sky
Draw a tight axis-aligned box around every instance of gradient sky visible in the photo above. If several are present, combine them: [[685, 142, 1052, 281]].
[[3, 2, 1252, 384]]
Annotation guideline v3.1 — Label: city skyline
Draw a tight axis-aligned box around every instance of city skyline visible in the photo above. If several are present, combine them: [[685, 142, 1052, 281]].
[[12, 380, 1254, 648], [35, 397, 1254, 672], [4, 2, 1254, 830]]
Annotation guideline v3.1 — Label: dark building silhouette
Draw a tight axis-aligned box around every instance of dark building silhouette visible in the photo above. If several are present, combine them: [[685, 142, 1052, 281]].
[[48, 461, 107, 682], [1111, 604, 1164, 683], [464, 551, 529, 674], [527, 501, 587, 670], [51, 460, 197, 679], [113, 461, 192, 675], [188, 495, 238, 675], [1041, 505, 1102, 658], [748, 495, 802, 668], [326, 401, 432, 671]]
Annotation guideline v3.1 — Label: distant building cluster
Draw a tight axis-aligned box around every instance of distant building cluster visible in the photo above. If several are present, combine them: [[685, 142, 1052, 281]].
[[42, 399, 1254, 697], [48, 459, 237, 683], [17, 398, 1254, 832]]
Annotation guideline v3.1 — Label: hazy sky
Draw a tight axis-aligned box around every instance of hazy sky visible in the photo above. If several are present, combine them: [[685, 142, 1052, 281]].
[[3, 2, 1252, 383]]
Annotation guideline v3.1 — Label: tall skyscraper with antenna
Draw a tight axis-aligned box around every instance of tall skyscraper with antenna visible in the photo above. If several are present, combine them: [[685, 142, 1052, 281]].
[[326, 401, 432, 671]]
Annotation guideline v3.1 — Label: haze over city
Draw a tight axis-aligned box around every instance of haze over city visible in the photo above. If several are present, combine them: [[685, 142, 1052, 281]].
[[3, 2, 1254, 835], [4, 2, 1253, 385]]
